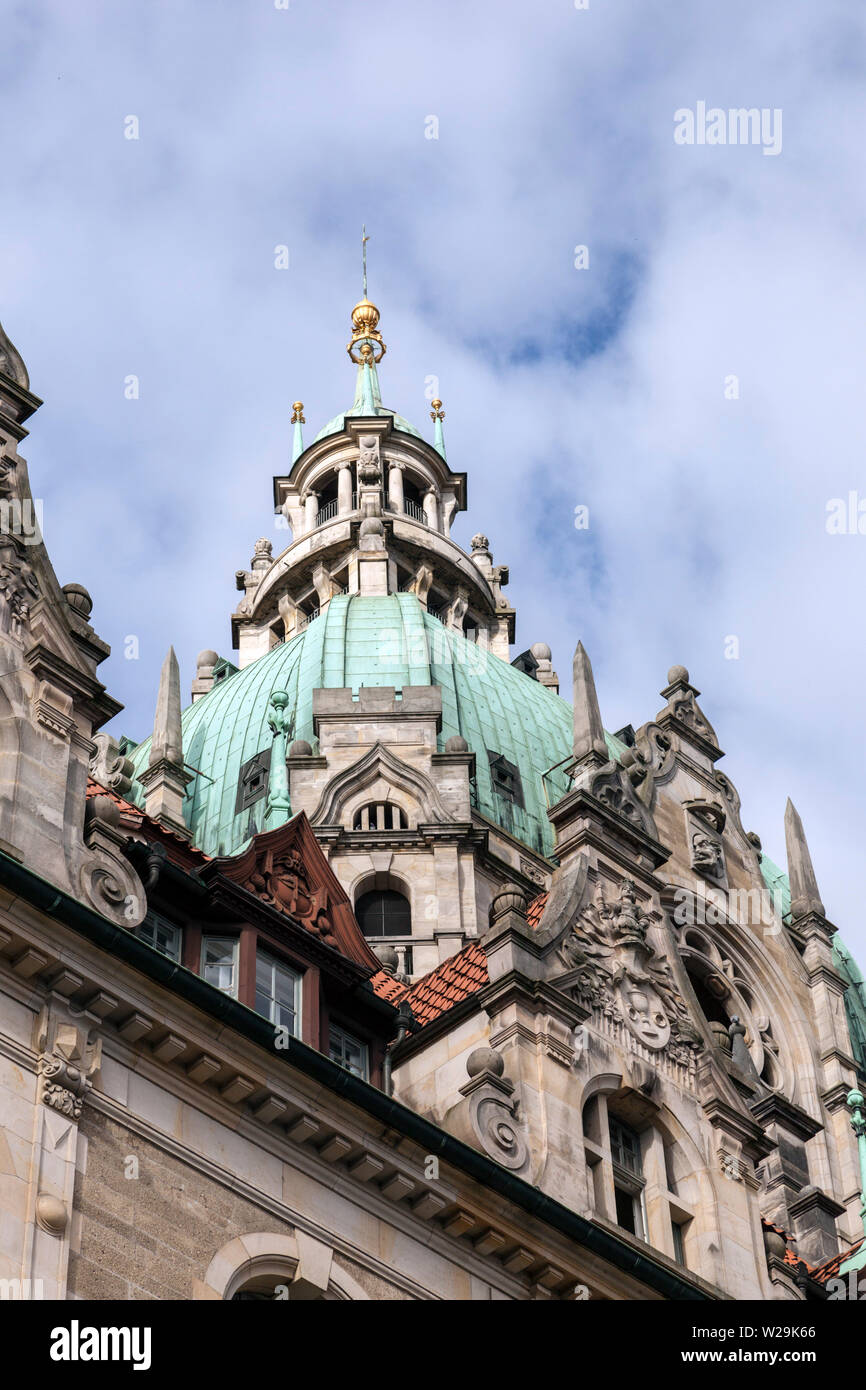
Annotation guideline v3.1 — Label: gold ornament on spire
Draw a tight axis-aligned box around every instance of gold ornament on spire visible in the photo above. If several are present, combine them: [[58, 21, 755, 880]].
[[348, 226, 386, 365], [430, 398, 445, 421], [291, 402, 305, 424]]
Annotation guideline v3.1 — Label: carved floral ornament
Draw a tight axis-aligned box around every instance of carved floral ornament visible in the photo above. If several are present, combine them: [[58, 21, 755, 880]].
[[554, 877, 702, 1066]]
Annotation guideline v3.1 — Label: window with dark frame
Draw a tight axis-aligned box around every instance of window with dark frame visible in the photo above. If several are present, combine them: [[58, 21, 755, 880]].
[[487, 750, 524, 808], [135, 912, 182, 962], [235, 747, 272, 814], [328, 1024, 369, 1079], [355, 888, 411, 938]]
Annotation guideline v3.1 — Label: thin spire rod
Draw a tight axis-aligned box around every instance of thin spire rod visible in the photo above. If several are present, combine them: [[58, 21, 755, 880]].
[[362, 225, 369, 298]]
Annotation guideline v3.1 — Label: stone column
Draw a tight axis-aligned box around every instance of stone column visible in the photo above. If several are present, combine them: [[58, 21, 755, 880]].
[[337, 462, 354, 515], [303, 491, 319, 533], [423, 487, 440, 531], [388, 461, 405, 513]]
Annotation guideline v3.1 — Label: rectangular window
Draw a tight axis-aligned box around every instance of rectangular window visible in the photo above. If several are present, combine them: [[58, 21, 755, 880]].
[[136, 912, 181, 962], [609, 1117, 643, 1176], [672, 1221, 687, 1267], [329, 1024, 369, 1080], [255, 950, 301, 1036], [201, 936, 238, 998], [614, 1186, 646, 1240]]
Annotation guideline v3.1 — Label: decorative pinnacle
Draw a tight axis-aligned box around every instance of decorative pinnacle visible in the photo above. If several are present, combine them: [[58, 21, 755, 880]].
[[430, 398, 445, 421], [348, 227, 386, 365], [149, 646, 183, 768], [291, 402, 305, 424], [784, 798, 826, 920], [572, 641, 608, 764]]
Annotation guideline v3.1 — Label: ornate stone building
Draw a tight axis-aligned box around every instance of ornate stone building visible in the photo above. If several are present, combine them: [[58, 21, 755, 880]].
[[0, 291, 864, 1303]]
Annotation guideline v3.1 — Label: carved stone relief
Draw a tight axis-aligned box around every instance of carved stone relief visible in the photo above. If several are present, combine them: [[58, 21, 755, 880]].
[[554, 877, 702, 1070]]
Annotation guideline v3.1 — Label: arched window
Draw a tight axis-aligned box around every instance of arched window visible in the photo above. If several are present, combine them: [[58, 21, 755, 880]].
[[355, 888, 411, 938], [582, 1090, 695, 1270], [352, 802, 408, 831]]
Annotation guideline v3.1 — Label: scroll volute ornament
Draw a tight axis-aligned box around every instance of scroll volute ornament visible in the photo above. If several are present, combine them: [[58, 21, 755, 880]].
[[36, 1013, 102, 1121]]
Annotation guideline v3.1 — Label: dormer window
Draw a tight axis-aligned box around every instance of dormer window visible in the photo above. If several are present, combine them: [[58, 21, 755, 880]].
[[235, 748, 271, 813], [488, 751, 524, 808]]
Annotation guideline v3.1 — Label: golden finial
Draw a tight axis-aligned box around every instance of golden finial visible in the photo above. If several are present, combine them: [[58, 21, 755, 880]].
[[430, 399, 445, 421], [291, 402, 305, 424], [348, 226, 386, 365]]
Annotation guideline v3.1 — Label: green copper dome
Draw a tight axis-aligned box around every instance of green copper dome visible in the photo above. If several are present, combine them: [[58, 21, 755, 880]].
[[126, 593, 588, 860], [314, 360, 422, 443]]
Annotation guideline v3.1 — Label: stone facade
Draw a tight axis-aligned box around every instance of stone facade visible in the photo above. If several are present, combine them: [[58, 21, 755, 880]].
[[0, 301, 864, 1305]]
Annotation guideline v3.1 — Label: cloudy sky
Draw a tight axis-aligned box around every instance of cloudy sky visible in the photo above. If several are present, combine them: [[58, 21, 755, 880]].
[[3, 1, 865, 954]]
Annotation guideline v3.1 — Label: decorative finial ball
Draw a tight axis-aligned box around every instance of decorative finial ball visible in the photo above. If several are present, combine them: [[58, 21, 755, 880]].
[[254, 538, 273, 557], [373, 943, 400, 975], [470, 533, 489, 552], [530, 641, 551, 661], [489, 883, 528, 923], [667, 664, 689, 685], [197, 649, 218, 670], [62, 583, 93, 618], [467, 1046, 505, 1078], [359, 516, 384, 537], [444, 734, 469, 753], [288, 738, 312, 757], [85, 793, 120, 829], [848, 1088, 865, 1109], [292, 401, 303, 413], [270, 689, 289, 710], [351, 297, 380, 333], [431, 398, 442, 410]]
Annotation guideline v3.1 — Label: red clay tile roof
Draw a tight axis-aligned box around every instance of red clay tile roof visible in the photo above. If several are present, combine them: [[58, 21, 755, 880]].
[[86, 778, 212, 861], [809, 1238, 864, 1284], [370, 940, 489, 1026], [86, 778, 144, 819], [527, 890, 548, 927], [370, 889, 549, 1025], [760, 1216, 864, 1284]]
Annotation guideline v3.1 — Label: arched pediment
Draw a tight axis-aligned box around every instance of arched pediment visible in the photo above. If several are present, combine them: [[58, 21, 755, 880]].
[[310, 741, 455, 829]]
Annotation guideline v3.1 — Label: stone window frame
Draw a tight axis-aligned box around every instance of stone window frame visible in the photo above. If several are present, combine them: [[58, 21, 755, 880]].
[[195, 1232, 370, 1301], [580, 1077, 699, 1272]]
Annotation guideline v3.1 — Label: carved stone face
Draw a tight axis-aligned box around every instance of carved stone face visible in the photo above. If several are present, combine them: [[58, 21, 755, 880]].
[[692, 830, 723, 878], [619, 979, 671, 1050]]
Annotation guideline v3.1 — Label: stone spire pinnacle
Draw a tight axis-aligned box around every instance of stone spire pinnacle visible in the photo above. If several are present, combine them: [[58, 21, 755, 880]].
[[150, 647, 183, 767], [139, 646, 191, 838], [572, 641, 608, 764], [430, 398, 446, 459], [291, 402, 305, 463], [784, 798, 825, 920]]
